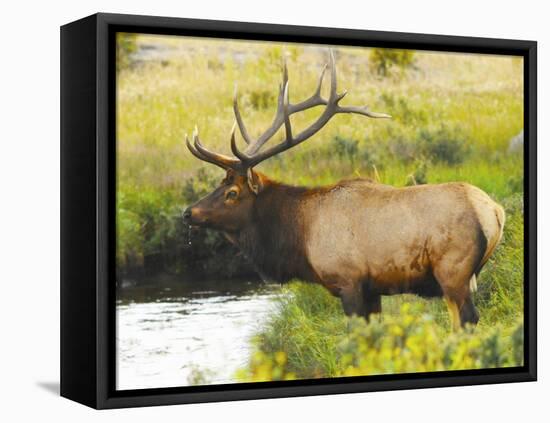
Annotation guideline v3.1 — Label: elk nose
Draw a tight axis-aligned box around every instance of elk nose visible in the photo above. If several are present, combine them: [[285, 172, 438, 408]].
[[182, 207, 192, 222]]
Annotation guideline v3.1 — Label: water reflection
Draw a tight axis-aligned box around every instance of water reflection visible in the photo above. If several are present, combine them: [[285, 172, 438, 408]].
[[116, 278, 279, 390]]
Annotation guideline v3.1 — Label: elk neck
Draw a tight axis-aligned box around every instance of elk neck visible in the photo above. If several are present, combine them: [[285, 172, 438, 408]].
[[234, 180, 317, 283]]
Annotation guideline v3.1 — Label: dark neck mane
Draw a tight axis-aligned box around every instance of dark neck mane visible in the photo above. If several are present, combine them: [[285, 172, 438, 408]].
[[237, 182, 314, 283]]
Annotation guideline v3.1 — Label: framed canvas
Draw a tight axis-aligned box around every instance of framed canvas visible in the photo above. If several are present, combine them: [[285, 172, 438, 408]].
[[60, 13, 537, 409]]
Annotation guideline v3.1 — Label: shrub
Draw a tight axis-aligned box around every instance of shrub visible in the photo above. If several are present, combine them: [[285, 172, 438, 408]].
[[379, 124, 469, 166], [339, 305, 523, 376], [238, 289, 524, 382], [380, 94, 428, 126], [116, 189, 179, 271], [116, 167, 253, 279], [406, 159, 429, 186], [116, 33, 137, 71], [417, 125, 470, 165], [235, 351, 296, 382], [359, 146, 379, 168], [116, 193, 145, 269], [248, 89, 275, 110], [387, 134, 418, 163], [182, 167, 219, 203], [332, 136, 359, 162], [370, 48, 415, 78]]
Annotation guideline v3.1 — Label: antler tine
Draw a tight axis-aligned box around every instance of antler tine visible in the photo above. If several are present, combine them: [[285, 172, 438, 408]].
[[186, 133, 230, 170], [241, 57, 329, 156], [329, 49, 338, 101], [242, 87, 285, 155], [282, 81, 293, 142], [288, 63, 328, 113], [202, 49, 390, 172], [240, 58, 289, 156], [325, 49, 348, 104], [233, 84, 252, 145], [230, 121, 251, 162], [282, 54, 289, 87], [185, 133, 205, 160], [335, 105, 392, 119], [191, 126, 241, 170], [242, 49, 390, 168]]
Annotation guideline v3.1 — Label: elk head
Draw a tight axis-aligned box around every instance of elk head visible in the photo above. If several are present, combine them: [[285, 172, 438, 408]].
[[182, 168, 267, 232], [183, 50, 390, 233]]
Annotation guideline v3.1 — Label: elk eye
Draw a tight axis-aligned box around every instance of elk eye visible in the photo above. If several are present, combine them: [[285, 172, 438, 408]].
[[226, 190, 238, 200]]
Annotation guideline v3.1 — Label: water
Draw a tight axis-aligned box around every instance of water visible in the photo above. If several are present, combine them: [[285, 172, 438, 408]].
[[116, 279, 279, 390]]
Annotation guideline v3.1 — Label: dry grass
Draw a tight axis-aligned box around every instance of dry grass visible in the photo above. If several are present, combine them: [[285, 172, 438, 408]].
[[117, 34, 523, 191]]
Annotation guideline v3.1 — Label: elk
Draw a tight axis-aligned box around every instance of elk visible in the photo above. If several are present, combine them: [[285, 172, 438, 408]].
[[183, 51, 505, 330]]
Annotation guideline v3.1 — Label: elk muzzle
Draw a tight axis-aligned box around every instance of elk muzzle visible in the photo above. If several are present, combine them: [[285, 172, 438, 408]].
[[182, 207, 192, 221], [182, 206, 208, 226]]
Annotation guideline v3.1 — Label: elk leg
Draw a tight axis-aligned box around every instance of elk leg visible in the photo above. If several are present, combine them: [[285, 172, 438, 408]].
[[433, 249, 480, 331], [443, 296, 461, 332], [362, 291, 382, 322], [339, 285, 366, 318], [459, 296, 479, 327], [434, 270, 472, 331]]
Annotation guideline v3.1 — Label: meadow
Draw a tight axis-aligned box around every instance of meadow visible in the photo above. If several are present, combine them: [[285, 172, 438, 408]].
[[116, 33, 524, 380]]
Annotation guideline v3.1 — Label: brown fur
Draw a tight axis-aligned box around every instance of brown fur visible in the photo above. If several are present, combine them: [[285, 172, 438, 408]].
[[184, 170, 505, 329]]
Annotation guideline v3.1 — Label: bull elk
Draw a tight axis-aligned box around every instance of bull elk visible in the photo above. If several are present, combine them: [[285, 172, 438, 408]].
[[183, 51, 505, 330]]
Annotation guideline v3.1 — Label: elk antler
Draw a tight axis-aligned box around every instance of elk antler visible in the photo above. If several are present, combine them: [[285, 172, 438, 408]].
[[186, 49, 390, 173], [185, 126, 240, 170], [233, 57, 328, 155]]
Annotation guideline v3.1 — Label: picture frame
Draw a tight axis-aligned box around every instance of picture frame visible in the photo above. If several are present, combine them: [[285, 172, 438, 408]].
[[60, 12, 537, 409]]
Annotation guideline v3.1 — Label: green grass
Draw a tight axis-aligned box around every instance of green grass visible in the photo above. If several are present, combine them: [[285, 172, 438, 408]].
[[251, 282, 348, 378], [237, 282, 523, 382], [117, 35, 523, 192]]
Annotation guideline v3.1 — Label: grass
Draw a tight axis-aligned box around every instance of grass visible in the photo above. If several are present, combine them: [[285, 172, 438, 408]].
[[117, 35, 523, 191], [116, 34, 525, 380], [250, 282, 347, 378], [237, 281, 523, 381]]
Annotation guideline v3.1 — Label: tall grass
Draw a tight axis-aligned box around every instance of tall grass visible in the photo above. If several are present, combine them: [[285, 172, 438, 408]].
[[117, 35, 523, 190], [237, 283, 524, 381], [253, 282, 348, 378]]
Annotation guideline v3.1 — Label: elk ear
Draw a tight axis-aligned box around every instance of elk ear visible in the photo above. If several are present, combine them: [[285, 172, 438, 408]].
[[224, 169, 236, 184], [246, 168, 264, 195]]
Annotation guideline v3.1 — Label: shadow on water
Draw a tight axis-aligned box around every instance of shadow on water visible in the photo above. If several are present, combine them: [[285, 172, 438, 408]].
[[117, 276, 274, 305]]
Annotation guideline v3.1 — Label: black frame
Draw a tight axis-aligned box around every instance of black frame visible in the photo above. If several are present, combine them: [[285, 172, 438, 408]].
[[60, 12, 537, 409]]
